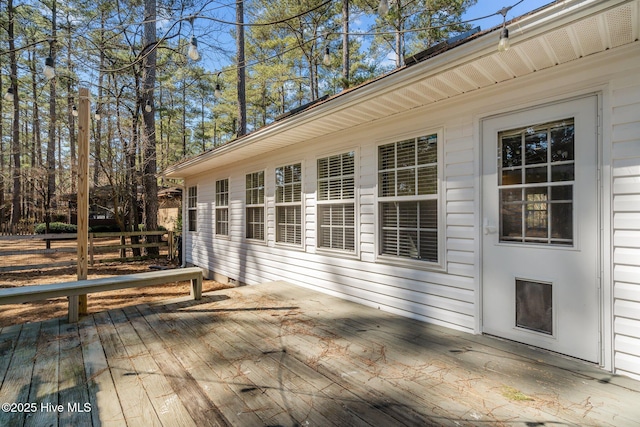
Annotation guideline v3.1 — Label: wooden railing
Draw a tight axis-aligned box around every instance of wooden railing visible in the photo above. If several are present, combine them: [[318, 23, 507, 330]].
[[0, 231, 178, 272]]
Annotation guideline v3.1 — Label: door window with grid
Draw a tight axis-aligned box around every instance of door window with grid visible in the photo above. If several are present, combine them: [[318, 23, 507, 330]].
[[378, 134, 439, 262], [246, 171, 265, 241], [215, 178, 229, 236], [317, 152, 355, 251], [499, 119, 575, 245], [275, 163, 302, 245], [187, 186, 197, 232]]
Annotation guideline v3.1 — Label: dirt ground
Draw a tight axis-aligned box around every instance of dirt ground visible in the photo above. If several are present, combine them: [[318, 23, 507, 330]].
[[0, 259, 231, 328]]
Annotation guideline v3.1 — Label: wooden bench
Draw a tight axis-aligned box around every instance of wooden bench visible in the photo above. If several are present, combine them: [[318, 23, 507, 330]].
[[0, 267, 203, 323]]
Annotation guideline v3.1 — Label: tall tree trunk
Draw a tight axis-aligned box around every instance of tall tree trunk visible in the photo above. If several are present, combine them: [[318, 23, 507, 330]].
[[181, 82, 186, 156], [66, 15, 77, 193], [8, 0, 22, 227], [236, 0, 247, 136], [342, 0, 349, 89], [94, 10, 106, 187], [128, 110, 141, 256], [0, 77, 4, 228], [29, 49, 42, 221], [46, 0, 57, 237], [142, 0, 159, 256]]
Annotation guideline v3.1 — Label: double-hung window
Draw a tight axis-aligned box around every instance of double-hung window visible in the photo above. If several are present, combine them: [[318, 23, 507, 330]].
[[246, 171, 265, 240], [317, 152, 355, 252], [187, 186, 197, 232], [275, 163, 302, 245], [215, 178, 229, 236], [378, 134, 439, 263]]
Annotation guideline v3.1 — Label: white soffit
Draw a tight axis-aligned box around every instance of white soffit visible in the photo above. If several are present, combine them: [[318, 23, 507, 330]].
[[165, 0, 639, 179]]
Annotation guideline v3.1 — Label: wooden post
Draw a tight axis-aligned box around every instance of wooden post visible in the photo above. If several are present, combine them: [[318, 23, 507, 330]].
[[77, 87, 90, 315], [89, 232, 94, 266]]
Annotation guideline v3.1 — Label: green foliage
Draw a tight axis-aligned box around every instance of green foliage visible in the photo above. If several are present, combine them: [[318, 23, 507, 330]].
[[1, 0, 478, 231], [34, 222, 78, 234]]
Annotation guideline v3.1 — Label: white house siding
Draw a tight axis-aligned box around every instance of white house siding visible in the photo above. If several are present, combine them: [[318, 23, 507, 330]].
[[611, 75, 640, 381], [184, 112, 478, 334]]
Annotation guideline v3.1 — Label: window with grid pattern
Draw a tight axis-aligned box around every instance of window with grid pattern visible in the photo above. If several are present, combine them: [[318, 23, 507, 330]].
[[499, 119, 575, 245], [187, 186, 197, 232], [275, 163, 302, 245], [215, 179, 229, 236], [378, 134, 439, 262], [317, 152, 355, 251], [246, 171, 265, 240]]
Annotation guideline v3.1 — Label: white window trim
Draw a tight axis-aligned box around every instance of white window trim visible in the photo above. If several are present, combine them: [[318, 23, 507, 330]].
[[275, 162, 304, 248], [315, 150, 358, 256], [187, 185, 198, 233], [215, 177, 230, 239], [245, 170, 266, 242], [374, 128, 446, 271]]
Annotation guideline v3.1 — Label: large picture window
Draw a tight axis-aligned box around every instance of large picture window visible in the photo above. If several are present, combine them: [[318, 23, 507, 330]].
[[246, 171, 265, 240], [275, 163, 302, 245], [187, 186, 197, 232], [215, 178, 229, 236], [317, 152, 355, 251], [378, 134, 439, 262]]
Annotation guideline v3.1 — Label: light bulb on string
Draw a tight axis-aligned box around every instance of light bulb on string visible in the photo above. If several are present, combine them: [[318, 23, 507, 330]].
[[44, 56, 56, 80], [4, 87, 14, 101], [498, 28, 510, 52], [323, 47, 331, 66], [497, 6, 512, 52], [188, 36, 199, 61]]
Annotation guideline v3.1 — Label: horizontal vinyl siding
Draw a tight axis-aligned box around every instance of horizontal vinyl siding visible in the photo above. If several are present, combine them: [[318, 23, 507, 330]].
[[612, 78, 640, 380], [444, 125, 475, 285], [186, 119, 478, 334]]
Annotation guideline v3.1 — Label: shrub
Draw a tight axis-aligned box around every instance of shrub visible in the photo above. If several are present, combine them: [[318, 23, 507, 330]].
[[34, 222, 78, 234], [90, 224, 122, 233]]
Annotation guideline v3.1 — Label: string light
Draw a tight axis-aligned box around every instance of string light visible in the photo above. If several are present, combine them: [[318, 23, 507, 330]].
[[214, 72, 222, 97], [43, 39, 56, 80], [4, 87, 14, 101], [44, 56, 56, 80], [188, 36, 199, 61], [72, 105, 79, 117], [145, 99, 153, 112], [323, 47, 331, 66], [497, 6, 512, 52], [187, 17, 199, 61]]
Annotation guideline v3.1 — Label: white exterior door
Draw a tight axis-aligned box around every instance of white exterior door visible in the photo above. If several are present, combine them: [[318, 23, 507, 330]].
[[482, 96, 600, 363]]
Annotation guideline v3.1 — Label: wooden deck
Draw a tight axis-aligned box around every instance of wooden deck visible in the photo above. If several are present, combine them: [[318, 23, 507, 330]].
[[1, 281, 639, 427]]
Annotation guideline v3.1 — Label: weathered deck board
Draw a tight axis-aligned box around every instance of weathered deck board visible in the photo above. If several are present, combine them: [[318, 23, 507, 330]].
[[93, 310, 164, 426], [78, 314, 126, 426], [136, 300, 278, 426], [58, 321, 92, 426], [1, 280, 639, 426], [106, 308, 199, 426], [0, 322, 40, 427], [120, 305, 229, 427], [24, 319, 59, 427]]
